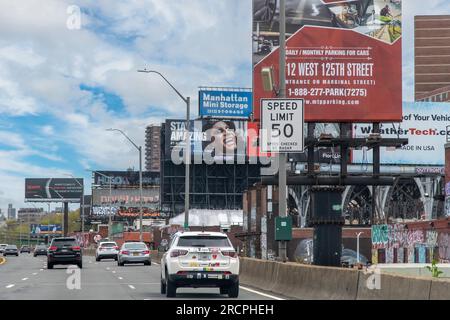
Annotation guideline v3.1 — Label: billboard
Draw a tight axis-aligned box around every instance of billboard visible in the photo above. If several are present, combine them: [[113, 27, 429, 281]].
[[25, 178, 83, 202], [93, 171, 159, 186], [164, 119, 248, 162], [199, 89, 252, 118], [30, 224, 62, 235], [252, 0, 402, 122], [91, 206, 160, 218], [352, 102, 450, 165], [92, 187, 159, 208]]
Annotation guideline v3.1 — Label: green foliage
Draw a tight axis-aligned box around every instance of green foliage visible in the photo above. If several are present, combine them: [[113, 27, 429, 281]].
[[426, 259, 444, 278]]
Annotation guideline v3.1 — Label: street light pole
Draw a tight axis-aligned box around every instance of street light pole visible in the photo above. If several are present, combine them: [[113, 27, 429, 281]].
[[88, 170, 113, 240], [64, 174, 84, 244], [356, 231, 364, 264], [137, 69, 190, 230], [106, 129, 143, 241]]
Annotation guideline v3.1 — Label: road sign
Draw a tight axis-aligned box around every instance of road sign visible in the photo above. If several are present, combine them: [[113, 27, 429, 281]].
[[261, 98, 304, 152], [93, 234, 102, 243]]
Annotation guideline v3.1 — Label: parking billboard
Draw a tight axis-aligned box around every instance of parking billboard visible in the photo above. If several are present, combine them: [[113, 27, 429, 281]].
[[199, 89, 252, 118], [252, 0, 402, 122], [352, 102, 450, 165], [25, 178, 83, 202]]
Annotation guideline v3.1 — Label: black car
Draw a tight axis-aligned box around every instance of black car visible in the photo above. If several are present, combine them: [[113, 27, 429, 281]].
[[34, 245, 48, 257], [3, 245, 19, 256], [47, 237, 82, 269], [20, 245, 31, 253]]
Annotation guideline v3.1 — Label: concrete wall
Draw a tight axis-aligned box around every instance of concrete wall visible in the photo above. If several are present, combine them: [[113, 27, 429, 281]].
[[240, 257, 450, 300]]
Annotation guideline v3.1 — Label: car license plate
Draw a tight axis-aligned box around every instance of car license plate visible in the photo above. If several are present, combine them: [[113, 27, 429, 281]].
[[199, 255, 210, 261], [133, 252, 139, 256], [62, 249, 68, 253]]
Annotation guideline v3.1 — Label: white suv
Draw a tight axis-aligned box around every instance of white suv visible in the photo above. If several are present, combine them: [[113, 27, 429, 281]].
[[160, 231, 239, 298], [95, 241, 119, 261]]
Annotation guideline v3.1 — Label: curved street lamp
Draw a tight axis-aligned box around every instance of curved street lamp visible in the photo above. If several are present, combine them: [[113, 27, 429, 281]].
[[105, 129, 143, 242], [137, 69, 191, 230]]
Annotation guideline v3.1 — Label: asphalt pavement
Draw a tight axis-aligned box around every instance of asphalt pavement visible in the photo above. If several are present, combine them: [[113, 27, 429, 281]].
[[0, 253, 285, 300]]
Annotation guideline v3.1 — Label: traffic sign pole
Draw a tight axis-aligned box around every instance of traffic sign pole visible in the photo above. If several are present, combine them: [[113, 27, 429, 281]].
[[279, 0, 287, 263]]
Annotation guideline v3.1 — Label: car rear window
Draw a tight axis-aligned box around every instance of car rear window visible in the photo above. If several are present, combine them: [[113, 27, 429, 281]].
[[123, 243, 147, 250], [6, 245, 17, 249], [100, 243, 116, 247], [177, 236, 230, 248], [36, 245, 47, 249], [52, 239, 77, 247]]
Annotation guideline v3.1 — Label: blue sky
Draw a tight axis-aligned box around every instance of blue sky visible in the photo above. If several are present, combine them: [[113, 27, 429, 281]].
[[0, 0, 450, 213]]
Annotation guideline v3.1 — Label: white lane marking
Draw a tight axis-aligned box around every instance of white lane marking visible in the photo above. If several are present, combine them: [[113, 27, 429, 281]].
[[106, 267, 110, 270], [153, 262, 159, 265], [32, 273, 37, 275], [112, 271, 116, 274], [39, 269, 44, 271], [144, 298, 151, 300], [239, 285, 285, 300], [128, 285, 136, 290], [6, 284, 15, 289], [22, 278, 28, 281], [118, 277, 123, 280]]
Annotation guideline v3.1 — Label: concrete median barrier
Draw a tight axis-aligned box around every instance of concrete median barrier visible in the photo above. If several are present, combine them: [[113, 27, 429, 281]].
[[429, 278, 450, 300], [239, 257, 450, 300], [240, 258, 359, 299], [357, 271, 432, 300]]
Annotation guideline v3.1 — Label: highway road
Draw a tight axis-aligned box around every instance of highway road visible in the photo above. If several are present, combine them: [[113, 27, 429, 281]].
[[0, 254, 285, 300]]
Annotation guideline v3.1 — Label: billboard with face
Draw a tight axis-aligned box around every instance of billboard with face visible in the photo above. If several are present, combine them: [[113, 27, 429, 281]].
[[253, 0, 402, 122], [164, 119, 248, 163]]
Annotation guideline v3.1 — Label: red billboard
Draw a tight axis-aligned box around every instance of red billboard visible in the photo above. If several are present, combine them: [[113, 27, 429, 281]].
[[253, 0, 402, 122]]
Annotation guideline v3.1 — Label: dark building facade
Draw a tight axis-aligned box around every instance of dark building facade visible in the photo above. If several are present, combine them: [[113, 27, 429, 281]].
[[145, 125, 161, 172]]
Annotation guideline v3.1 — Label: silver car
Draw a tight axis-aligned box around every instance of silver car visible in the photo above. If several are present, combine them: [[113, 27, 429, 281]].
[[117, 242, 151, 266]]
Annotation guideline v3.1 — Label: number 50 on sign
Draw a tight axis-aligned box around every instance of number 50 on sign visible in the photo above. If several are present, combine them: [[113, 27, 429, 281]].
[[260, 98, 304, 153]]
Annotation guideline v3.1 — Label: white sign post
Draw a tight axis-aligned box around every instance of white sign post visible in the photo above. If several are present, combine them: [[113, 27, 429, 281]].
[[261, 98, 304, 153]]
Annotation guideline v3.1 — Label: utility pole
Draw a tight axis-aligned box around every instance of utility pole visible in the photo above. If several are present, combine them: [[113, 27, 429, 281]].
[[278, 0, 287, 262]]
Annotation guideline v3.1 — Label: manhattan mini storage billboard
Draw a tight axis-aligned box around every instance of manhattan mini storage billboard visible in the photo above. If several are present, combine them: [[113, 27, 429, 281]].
[[352, 102, 450, 165], [198, 89, 252, 118]]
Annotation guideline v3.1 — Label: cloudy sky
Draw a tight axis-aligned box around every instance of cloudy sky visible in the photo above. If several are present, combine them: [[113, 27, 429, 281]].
[[0, 0, 449, 213]]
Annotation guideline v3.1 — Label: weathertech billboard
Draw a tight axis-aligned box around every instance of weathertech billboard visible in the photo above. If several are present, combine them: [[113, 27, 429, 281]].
[[253, 0, 402, 122], [352, 102, 450, 165], [25, 178, 83, 202]]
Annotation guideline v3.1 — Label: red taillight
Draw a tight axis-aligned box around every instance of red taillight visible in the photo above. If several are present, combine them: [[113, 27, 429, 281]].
[[49, 246, 57, 251], [143, 250, 150, 254], [223, 271, 232, 275], [121, 250, 130, 255], [177, 271, 188, 275], [72, 246, 81, 251], [221, 250, 237, 258], [170, 249, 188, 257], [114, 246, 119, 250]]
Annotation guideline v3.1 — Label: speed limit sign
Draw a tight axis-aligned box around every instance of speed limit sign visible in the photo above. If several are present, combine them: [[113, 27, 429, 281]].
[[260, 98, 304, 152]]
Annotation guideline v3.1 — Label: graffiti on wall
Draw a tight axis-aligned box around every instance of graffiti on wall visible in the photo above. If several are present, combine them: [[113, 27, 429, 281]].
[[372, 224, 450, 263]]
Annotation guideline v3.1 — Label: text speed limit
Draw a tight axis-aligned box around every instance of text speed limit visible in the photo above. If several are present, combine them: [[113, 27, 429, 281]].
[[260, 98, 304, 153]]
